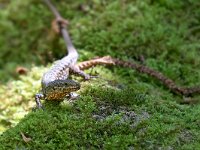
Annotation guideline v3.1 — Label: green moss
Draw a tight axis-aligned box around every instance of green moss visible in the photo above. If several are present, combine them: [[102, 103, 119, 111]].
[[1, 0, 200, 149]]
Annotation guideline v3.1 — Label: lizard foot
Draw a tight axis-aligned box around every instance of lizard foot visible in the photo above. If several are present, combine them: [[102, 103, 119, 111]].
[[69, 92, 80, 100], [35, 93, 44, 109]]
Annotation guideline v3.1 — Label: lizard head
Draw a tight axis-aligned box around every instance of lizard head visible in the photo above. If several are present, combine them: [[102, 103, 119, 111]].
[[43, 79, 80, 100]]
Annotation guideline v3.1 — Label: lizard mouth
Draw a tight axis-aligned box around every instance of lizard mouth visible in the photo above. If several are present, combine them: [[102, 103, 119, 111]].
[[43, 79, 80, 99]]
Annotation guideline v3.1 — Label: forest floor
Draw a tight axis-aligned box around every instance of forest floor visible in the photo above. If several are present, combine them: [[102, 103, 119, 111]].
[[0, 0, 200, 149]]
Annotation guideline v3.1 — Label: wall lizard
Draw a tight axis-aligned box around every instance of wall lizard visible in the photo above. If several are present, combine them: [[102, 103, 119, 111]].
[[35, 0, 90, 108]]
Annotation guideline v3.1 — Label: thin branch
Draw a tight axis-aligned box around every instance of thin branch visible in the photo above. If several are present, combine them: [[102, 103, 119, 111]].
[[77, 56, 200, 96]]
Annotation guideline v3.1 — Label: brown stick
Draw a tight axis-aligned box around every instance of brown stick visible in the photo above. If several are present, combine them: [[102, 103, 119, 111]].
[[76, 56, 200, 96], [77, 56, 115, 70]]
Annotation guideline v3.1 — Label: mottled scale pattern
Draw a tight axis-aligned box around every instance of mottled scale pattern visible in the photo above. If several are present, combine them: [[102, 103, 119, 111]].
[[42, 52, 78, 88]]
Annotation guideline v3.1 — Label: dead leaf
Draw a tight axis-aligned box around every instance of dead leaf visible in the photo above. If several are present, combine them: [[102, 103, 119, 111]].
[[20, 132, 32, 143], [16, 67, 28, 75]]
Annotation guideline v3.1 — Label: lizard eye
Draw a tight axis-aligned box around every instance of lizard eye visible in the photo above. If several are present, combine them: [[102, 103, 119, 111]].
[[65, 82, 68, 85]]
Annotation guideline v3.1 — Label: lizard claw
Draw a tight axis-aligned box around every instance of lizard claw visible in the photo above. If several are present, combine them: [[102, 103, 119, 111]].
[[89, 75, 99, 79], [84, 74, 99, 80], [68, 92, 80, 100], [32, 105, 44, 111]]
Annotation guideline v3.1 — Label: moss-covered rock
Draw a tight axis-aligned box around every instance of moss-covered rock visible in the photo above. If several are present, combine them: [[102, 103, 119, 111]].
[[0, 0, 200, 149]]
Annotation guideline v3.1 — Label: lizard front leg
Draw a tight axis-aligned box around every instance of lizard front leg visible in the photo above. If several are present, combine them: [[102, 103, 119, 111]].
[[35, 93, 44, 109]]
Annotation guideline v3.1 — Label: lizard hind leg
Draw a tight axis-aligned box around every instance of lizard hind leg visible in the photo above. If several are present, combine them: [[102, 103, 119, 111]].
[[69, 65, 98, 80]]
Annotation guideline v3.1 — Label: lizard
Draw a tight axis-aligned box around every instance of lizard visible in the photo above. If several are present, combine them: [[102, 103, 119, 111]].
[[35, 0, 91, 109]]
